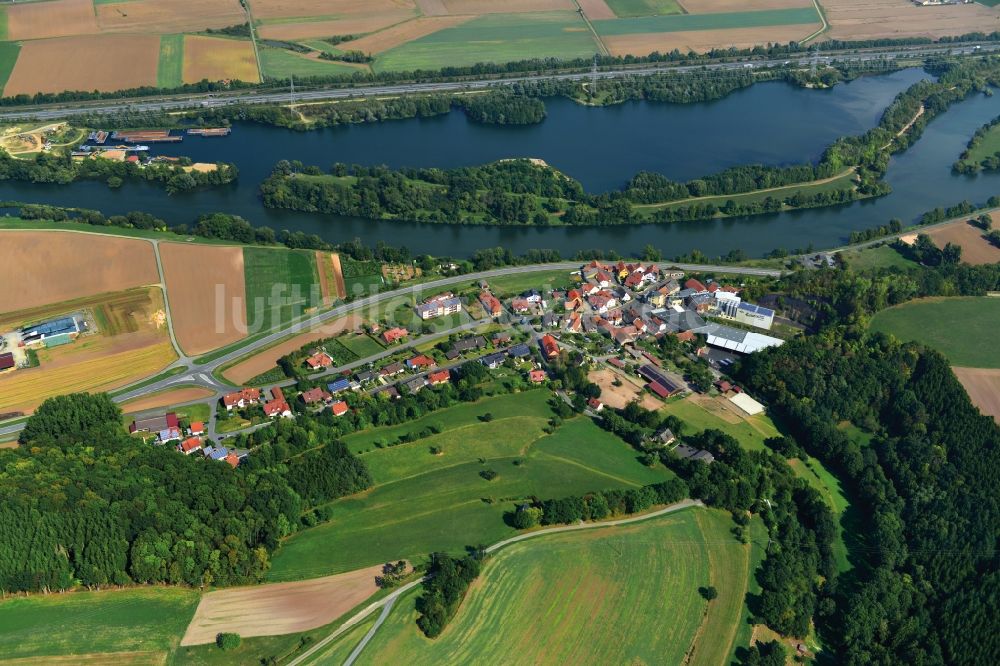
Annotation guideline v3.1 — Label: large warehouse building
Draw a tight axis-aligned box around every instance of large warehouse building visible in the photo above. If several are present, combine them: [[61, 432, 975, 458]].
[[21, 316, 81, 348]]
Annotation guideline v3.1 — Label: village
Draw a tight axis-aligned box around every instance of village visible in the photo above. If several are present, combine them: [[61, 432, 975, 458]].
[[125, 259, 783, 471]]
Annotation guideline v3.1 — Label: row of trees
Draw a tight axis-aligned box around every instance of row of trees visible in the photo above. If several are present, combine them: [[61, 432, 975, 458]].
[[509, 478, 689, 529]]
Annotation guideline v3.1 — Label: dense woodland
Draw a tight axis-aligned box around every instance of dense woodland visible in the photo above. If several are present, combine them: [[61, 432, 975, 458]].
[[415, 552, 483, 638], [0, 394, 370, 593]]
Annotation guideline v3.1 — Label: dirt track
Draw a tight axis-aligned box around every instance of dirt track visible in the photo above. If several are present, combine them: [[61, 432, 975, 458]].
[[0, 231, 159, 315], [180, 564, 385, 645], [953, 366, 1000, 423], [159, 243, 247, 356]]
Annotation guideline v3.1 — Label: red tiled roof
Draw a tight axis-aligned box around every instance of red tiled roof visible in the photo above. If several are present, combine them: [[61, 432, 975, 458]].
[[382, 327, 409, 344], [408, 354, 436, 368], [529, 369, 547, 382], [479, 291, 502, 315], [428, 369, 451, 384], [541, 334, 559, 358], [331, 400, 349, 416], [224, 452, 240, 468], [647, 381, 672, 398], [222, 388, 261, 408], [684, 278, 707, 292], [300, 387, 331, 404], [306, 352, 333, 369], [180, 437, 202, 453], [189, 421, 205, 434]]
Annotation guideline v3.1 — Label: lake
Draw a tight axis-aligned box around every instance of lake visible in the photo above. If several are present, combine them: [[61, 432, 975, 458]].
[[4, 68, 1000, 258]]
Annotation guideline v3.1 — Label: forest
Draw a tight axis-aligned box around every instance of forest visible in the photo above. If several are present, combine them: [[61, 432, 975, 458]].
[[0, 394, 370, 593]]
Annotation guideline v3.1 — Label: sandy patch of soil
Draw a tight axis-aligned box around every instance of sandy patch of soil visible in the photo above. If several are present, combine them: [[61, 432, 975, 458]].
[[603, 24, 818, 55], [953, 366, 1000, 423], [589, 367, 663, 410]]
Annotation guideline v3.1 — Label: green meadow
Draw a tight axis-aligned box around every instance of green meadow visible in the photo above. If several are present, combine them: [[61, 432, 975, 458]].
[[870, 297, 1000, 367], [259, 47, 366, 80], [0, 587, 198, 660], [267, 391, 674, 581], [375, 12, 599, 72], [660, 395, 781, 450], [606, 0, 686, 18], [157, 34, 184, 88], [0, 42, 20, 92], [353, 508, 757, 666]]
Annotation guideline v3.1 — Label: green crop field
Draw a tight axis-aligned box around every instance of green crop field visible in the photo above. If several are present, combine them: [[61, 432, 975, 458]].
[[375, 12, 599, 72], [660, 395, 781, 450], [593, 7, 820, 35], [352, 508, 757, 665], [157, 34, 184, 88], [243, 246, 321, 333], [0, 6, 7, 41], [841, 244, 917, 271], [870, 297, 1000, 367], [484, 269, 579, 296], [606, 0, 686, 18], [0, 41, 20, 92], [259, 46, 366, 80], [0, 587, 198, 660], [267, 393, 674, 581]]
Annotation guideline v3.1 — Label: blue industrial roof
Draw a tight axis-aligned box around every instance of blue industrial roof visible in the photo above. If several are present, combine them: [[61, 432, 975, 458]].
[[22, 316, 78, 338], [738, 302, 775, 317]]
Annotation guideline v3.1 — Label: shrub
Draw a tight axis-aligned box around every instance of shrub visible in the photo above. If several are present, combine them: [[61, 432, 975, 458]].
[[699, 586, 718, 601], [479, 469, 498, 481], [216, 632, 242, 650]]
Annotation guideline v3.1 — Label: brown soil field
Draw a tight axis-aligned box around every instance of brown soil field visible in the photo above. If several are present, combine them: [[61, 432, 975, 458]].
[[96, 0, 245, 34], [5, 0, 100, 41], [440, 0, 574, 13], [251, 0, 415, 20], [120, 386, 216, 414], [953, 367, 1000, 423], [180, 563, 385, 645], [4, 35, 161, 96], [222, 313, 363, 384], [0, 231, 158, 315], [821, 0, 1000, 41], [416, 0, 449, 16], [926, 219, 1000, 266], [603, 24, 818, 55], [341, 15, 472, 53], [258, 13, 415, 40], [589, 367, 663, 410], [0, 288, 176, 414], [330, 253, 347, 299], [578, 0, 616, 21], [679, 0, 812, 12], [159, 242, 248, 356], [182, 35, 260, 84]]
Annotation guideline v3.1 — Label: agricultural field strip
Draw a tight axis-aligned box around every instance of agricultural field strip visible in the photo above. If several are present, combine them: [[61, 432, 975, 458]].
[[593, 7, 820, 34], [286, 500, 704, 666]]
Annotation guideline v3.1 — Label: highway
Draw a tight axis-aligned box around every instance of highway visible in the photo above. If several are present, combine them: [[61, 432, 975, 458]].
[[0, 43, 995, 121], [0, 259, 781, 441]]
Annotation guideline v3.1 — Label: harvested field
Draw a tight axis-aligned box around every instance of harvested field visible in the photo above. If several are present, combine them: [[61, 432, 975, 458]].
[[589, 367, 663, 410], [330, 252, 347, 299], [925, 218, 1000, 265], [341, 16, 472, 53], [120, 386, 216, 414], [159, 242, 247, 356], [5, 34, 160, 95], [953, 367, 1000, 423], [579, 0, 618, 20], [316, 251, 346, 304], [603, 24, 817, 54], [222, 313, 363, 384], [96, 0, 245, 34], [416, 0, 449, 16], [258, 12, 415, 40], [821, 0, 1000, 41], [0, 288, 176, 414], [0, 231, 158, 315], [440, 0, 575, 13], [680, 0, 813, 12], [182, 35, 259, 83], [5, 0, 99, 41], [251, 0, 415, 20], [180, 564, 384, 645]]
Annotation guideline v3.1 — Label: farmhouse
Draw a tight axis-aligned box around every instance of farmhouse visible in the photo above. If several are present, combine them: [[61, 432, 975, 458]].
[[417, 293, 463, 320], [222, 388, 262, 411], [382, 327, 409, 344], [0, 353, 14, 373], [129, 412, 179, 434]]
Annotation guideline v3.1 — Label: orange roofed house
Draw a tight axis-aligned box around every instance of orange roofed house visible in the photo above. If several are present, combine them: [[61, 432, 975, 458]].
[[305, 351, 333, 370], [263, 387, 293, 418], [330, 400, 349, 417], [222, 388, 261, 411], [428, 369, 451, 385], [382, 327, 409, 344], [540, 334, 560, 359]]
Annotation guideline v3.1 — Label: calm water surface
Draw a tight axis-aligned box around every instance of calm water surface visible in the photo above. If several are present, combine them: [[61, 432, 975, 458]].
[[4, 68, 1000, 257]]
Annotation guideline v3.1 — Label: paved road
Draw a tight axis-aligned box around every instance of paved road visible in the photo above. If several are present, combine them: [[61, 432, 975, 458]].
[[0, 259, 779, 439], [0, 44, 994, 121], [287, 499, 704, 666]]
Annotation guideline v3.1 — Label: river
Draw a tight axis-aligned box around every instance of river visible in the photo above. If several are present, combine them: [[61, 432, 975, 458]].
[[5, 67, 1000, 258]]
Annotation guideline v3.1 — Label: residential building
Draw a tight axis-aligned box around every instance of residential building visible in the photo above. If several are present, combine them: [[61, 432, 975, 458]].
[[428, 369, 451, 385], [263, 387, 292, 418], [328, 377, 352, 393], [179, 437, 203, 455], [651, 427, 676, 447], [380, 362, 405, 377], [529, 369, 547, 383], [416, 293, 462, 320], [300, 387, 332, 405], [508, 343, 531, 359], [480, 351, 507, 369], [305, 351, 333, 370], [540, 334, 560, 359], [374, 385, 401, 400], [479, 291, 503, 317], [684, 278, 707, 293], [382, 327, 409, 344], [330, 401, 349, 417], [449, 335, 488, 358], [406, 354, 436, 370], [222, 388, 261, 411], [403, 376, 427, 394], [130, 412, 179, 434], [521, 289, 542, 303], [158, 427, 182, 442], [588, 398, 604, 412], [189, 421, 205, 436]]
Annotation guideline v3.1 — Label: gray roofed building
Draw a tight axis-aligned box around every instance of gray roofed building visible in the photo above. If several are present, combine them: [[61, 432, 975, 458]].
[[480, 351, 507, 369], [661, 310, 706, 333], [452, 335, 488, 354], [542, 312, 560, 328], [508, 343, 531, 358], [673, 444, 715, 464], [355, 370, 377, 383], [698, 324, 784, 354], [403, 376, 427, 394]]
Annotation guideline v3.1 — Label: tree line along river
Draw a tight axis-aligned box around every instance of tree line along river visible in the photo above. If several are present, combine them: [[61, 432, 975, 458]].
[[5, 67, 1000, 258]]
